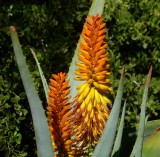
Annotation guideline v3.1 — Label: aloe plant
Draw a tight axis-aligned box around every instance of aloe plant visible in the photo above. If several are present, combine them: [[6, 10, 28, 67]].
[[10, 0, 160, 157]]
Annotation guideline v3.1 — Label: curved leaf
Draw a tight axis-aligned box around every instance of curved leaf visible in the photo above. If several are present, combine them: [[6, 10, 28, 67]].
[[142, 128, 160, 157], [144, 120, 160, 143], [30, 48, 49, 101], [92, 67, 125, 157], [111, 100, 127, 157], [10, 26, 53, 157], [130, 66, 152, 157]]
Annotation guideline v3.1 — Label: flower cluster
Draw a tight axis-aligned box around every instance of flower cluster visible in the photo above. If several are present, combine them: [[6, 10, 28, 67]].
[[47, 14, 112, 156], [71, 14, 112, 153], [47, 72, 73, 156]]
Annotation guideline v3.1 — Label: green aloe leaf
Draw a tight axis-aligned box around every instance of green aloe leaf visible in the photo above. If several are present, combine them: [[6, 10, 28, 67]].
[[89, 0, 106, 15], [10, 26, 53, 157], [130, 66, 152, 157], [67, 0, 105, 101], [111, 100, 127, 157], [144, 120, 160, 143], [92, 66, 125, 157], [142, 128, 160, 157], [30, 48, 49, 101]]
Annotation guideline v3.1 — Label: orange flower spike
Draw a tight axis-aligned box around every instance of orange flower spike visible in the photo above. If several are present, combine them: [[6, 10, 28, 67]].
[[71, 14, 112, 153], [47, 72, 73, 157]]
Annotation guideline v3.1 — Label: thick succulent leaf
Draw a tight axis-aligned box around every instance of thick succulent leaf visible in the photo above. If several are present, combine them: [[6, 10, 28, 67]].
[[89, 0, 106, 15], [144, 120, 160, 143], [30, 48, 49, 101], [67, 0, 105, 101], [130, 66, 152, 157], [10, 26, 53, 157], [92, 67, 125, 157], [111, 100, 127, 157], [142, 128, 160, 157]]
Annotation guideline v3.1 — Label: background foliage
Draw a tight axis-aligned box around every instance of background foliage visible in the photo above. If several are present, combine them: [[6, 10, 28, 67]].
[[0, 0, 159, 156]]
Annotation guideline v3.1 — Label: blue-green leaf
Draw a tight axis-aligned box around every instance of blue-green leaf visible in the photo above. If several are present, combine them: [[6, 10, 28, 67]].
[[30, 48, 49, 101], [92, 67, 125, 157], [10, 26, 53, 157], [144, 120, 160, 143], [130, 66, 152, 157], [142, 127, 160, 157], [111, 100, 127, 157]]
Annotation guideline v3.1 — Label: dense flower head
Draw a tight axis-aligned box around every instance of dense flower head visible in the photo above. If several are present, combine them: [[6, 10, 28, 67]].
[[71, 14, 112, 153], [47, 72, 74, 157], [75, 14, 111, 90], [47, 14, 112, 157]]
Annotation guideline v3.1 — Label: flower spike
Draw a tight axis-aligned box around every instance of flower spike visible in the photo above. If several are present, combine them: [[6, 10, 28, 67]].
[[47, 72, 74, 157], [71, 14, 112, 154]]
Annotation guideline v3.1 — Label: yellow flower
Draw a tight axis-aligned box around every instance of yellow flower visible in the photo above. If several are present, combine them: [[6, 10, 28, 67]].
[[71, 14, 112, 153]]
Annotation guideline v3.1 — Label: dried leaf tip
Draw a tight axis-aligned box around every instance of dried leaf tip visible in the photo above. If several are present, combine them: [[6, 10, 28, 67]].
[[10, 26, 16, 32], [146, 65, 152, 88]]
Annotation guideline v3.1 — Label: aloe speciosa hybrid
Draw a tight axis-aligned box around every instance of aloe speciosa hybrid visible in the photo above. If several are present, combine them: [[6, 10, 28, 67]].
[[10, 0, 160, 157], [47, 13, 112, 156]]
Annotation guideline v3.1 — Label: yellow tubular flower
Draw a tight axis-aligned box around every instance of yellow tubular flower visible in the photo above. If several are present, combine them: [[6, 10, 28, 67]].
[[71, 14, 112, 154], [47, 72, 74, 157]]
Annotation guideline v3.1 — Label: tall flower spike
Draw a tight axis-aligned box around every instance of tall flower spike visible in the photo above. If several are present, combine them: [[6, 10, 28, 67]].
[[71, 14, 112, 154], [47, 72, 74, 157]]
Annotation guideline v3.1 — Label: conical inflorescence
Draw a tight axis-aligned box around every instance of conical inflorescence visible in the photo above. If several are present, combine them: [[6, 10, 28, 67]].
[[47, 72, 74, 157], [71, 14, 112, 154]]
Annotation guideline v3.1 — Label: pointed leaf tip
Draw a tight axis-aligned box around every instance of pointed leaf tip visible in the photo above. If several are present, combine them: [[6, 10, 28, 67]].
[[146, 65, 152, 88], [30, 48, 36, 55], [10, 26, 16, 32], [10, 28, 54, 156], [120, 66, 125, 81], [122, 65, 125, 75]]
